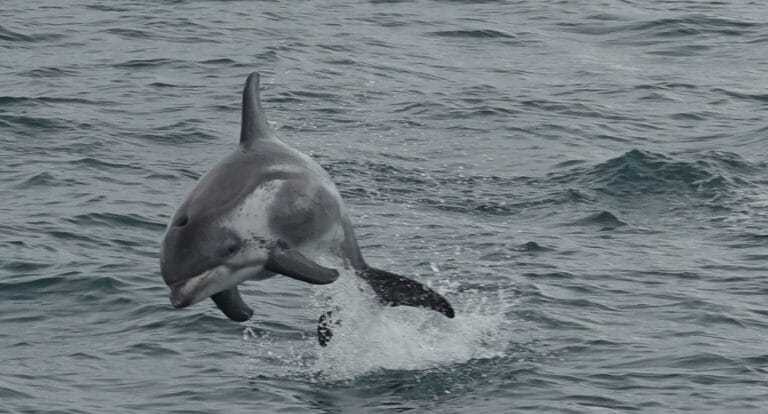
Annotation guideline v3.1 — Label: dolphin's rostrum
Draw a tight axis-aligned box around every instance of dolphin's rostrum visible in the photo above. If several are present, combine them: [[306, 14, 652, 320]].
[[160, 73, 454, 342]]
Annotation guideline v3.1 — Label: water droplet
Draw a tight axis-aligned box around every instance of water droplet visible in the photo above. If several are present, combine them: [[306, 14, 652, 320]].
[[430, 262, 440, 272]]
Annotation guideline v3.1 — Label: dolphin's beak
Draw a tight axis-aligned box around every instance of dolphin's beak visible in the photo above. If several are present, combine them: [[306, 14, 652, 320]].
[[169, 267, 226, 308], [167, 265, 257, 309]]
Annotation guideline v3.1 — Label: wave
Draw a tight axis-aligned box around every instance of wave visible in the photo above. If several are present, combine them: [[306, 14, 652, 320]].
[[321, 149, 763, 219], [103, 27, 222, 44], [64, 212, 166, 232], [0, 114, 76, 131], [127, 122, 219, 145], [103, 28, 154, 40], [0, 274, 128, 301], [12, 171, 84, 189], [559, 14, 762, 38], [324, 157, 531, 216], [428, 29, 517, 39], [0, 95, 114, 107], [713, 88, 768, 103], [551, 149, 761, 201], [0, 25, 61, 43], [113, 58, 181, 68], [574, 211, 628, 229], [16, 67, 77, 78], [0, 384, 33, 400]]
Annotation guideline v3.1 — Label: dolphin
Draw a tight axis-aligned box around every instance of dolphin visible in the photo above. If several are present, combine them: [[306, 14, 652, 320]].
[[160, 73, 454, 342]]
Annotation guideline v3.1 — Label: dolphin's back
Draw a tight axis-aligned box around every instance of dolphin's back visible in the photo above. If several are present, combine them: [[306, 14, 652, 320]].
[[179, 141, 310, 221]]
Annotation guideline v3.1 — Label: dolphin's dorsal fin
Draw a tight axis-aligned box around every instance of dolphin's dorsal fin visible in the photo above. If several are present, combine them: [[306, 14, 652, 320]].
[[240, 72, 273, 147]]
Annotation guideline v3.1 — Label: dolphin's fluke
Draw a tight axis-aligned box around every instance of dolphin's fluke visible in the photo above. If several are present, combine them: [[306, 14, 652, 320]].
[[357, 267, 455, 318], [211, 287, 253, 322], [240, 72, 273, 147], [266, 248, 340, 285]]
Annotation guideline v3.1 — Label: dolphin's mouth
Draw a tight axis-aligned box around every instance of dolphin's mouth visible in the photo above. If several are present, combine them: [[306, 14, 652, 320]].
[[169, 267, 226, 308], [168, 264, 261, 309]]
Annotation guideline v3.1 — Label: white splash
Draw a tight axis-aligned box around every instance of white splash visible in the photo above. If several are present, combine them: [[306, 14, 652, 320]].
[[242, 254, 515, 381]]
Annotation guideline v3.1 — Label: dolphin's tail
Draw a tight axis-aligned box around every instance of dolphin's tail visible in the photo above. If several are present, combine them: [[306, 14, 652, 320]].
[[356, 266, 455, 318], [337, 218, 453, 317], [317, 266, 454, 346]]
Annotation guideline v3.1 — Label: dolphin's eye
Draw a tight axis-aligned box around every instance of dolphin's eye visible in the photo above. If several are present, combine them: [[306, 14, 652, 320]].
[[226, 244, 238, 256], [174, 216, 189, 227]]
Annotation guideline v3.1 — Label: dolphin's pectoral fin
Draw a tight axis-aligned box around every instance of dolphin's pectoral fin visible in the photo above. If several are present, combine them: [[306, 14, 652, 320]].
[[211, 287, 253, 322], [357, 267, 455, 318], [266, 248, 339, 285]]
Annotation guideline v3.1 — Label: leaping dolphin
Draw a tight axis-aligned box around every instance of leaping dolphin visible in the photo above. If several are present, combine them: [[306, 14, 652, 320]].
[[160, 73, 454, 343]]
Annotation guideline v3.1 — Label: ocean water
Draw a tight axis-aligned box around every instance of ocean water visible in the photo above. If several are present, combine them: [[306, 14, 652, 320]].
[[2, 1, 768, 412]]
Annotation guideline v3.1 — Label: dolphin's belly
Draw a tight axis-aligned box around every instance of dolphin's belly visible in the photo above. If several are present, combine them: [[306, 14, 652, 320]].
[[267, 173, 347, 255]]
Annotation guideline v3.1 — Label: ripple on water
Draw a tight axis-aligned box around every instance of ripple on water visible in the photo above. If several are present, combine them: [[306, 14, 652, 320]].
[[0, 25, 62, 43], [3, 1, 768, 412], [64, 212, 166, 232]]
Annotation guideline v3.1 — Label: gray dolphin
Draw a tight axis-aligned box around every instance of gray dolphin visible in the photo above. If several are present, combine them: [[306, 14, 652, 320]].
[[160, 73, 454, 341]]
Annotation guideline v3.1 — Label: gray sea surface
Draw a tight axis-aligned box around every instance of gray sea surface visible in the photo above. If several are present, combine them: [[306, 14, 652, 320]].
[[2, 1, 768, 413]]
